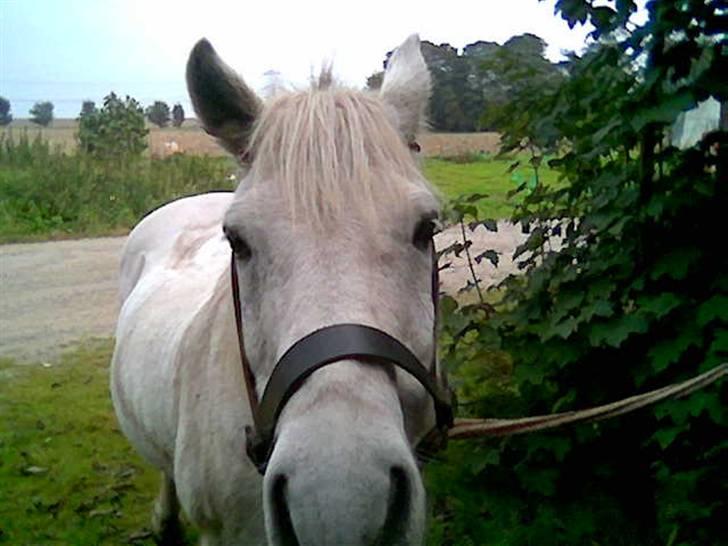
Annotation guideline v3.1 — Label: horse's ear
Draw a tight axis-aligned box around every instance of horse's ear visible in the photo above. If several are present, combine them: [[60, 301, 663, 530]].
[[186, 39, 262, 156], [379, 34, 431, 143]]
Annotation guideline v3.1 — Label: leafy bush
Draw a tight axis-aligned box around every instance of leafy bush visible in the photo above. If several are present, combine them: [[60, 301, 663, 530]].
[[428, 2, 726, 545], [78, 92, 148, 158], [29, 101, 53, 127], [0, 132, 237, 241]]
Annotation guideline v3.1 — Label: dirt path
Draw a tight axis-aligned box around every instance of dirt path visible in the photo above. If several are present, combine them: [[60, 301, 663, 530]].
[[0, 237, 126, 363], [0, 224, 530, 363]]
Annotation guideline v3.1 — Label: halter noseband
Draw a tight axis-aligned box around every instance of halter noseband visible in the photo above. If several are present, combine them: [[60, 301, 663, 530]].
[[230, 244, 453, 474]]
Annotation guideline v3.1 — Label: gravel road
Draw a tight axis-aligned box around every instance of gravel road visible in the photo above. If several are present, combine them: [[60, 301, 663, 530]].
[[0, 223, 530, 363], [0, 237, 126, 363]]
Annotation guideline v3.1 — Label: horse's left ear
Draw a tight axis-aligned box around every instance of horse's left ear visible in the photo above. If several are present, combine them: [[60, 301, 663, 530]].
[[379, 34, 431, 143], [186, 38, 263, 157]]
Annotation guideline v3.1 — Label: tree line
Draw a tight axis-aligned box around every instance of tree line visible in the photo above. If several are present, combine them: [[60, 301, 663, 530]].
[[2, 33, 559, 133], [0, 96, 186, 128], [367, 33, 564, 132]]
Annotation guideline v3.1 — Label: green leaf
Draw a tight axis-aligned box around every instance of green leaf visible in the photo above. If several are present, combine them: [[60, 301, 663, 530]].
[[652, 425, 684, 450], [579, 299, 614, 322], [517, 467, 559, 496], [468, 448, 501, 475], [526, 435, 572, 462], [648, 322, 702, 373], [463, 193, 490, 203], [697, 296, 728, 327], [638, 293, 682, 319], [474, 250, 499, 267], [631, 92, 694, 131], [708, 330, 728, 354], [650, 248, 701, 281], [588, 313, 649, 347], [548, 316, 580, 340]]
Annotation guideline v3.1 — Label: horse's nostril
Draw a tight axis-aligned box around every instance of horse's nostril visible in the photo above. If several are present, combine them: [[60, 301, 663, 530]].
[[377, 466, 412, 545], [271, 474, 300, 546]]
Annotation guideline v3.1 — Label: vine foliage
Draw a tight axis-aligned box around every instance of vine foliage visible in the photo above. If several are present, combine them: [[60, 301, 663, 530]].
[[428, 1, 727, 544]]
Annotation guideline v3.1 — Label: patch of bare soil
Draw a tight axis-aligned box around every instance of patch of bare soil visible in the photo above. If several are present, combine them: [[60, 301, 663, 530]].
[[0, 237, 126, 363]]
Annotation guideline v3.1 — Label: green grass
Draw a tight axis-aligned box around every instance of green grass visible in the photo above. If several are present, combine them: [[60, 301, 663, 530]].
[[0, 341, 163, 545], [424, 154, 560, 218], [0, 133, 237, 243]]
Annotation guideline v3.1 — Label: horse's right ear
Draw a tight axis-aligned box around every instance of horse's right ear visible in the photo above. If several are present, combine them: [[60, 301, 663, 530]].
[[186, 39, 262, 157]]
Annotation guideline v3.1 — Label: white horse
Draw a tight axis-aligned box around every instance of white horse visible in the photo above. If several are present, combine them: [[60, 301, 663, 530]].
[[111, 35, 443, 545]]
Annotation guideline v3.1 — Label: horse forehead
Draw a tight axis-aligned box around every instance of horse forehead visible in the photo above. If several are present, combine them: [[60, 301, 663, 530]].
[[224, 178, 439, 233]]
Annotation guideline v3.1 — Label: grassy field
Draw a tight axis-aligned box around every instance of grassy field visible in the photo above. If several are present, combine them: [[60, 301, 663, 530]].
[[0, 342, 169, 545], [424, 154, 559, 218]]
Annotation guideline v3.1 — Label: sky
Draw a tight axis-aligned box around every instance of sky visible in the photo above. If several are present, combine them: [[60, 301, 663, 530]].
[[1, 0, 598, 119]]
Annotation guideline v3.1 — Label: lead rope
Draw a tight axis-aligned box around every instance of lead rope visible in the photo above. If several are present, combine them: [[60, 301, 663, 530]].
[[447, 362, 726, 440]]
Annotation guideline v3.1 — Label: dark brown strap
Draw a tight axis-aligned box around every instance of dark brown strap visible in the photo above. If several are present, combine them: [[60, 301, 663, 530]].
[[230, 253, 261, 431], [246, 323, 454, 469]]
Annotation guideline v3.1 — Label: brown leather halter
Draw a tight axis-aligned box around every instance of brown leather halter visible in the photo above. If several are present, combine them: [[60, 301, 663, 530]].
[[230, 245, 454, 475]]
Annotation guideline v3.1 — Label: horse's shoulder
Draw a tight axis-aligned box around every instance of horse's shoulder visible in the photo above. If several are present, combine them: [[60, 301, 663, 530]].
[[119, 192, 234, 302]]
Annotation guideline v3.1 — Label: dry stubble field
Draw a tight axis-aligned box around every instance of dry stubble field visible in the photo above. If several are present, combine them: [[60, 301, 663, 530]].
[[2, 119, 500, 158]]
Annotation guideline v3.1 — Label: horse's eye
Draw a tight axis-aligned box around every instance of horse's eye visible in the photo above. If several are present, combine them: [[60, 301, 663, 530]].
[[223, 226, 252, 260], [412, 218, 438, 251]]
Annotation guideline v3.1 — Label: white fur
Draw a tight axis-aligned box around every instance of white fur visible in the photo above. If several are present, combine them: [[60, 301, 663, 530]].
[[380, 34, 431, 140], [111, 35, 436, 546]]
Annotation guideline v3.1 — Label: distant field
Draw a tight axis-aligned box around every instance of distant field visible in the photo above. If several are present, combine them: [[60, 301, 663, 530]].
[[2, 119, 500, 158]]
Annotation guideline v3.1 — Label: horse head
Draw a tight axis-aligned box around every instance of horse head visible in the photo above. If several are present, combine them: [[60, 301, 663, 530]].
[[187, 34, 442, 545]]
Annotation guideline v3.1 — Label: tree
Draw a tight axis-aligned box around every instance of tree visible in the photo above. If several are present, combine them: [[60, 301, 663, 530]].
[[478, 33, 565, 137], [80, 100, 97, 117], [0, 96, 12, 126], [372, 35, 562, 132], [172, 103, 185, 127], [77, 92, 148, 157], [145, 101, 171, 128], [29, 101, 54, 127], [429, 2, 726, 545]]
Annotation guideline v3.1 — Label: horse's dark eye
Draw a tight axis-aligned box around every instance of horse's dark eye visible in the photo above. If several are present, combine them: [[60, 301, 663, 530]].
[[223, 226, 252, 260], [412, 218, 437, 251]]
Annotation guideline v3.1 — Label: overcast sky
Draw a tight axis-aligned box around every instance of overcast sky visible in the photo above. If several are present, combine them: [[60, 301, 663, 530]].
[[1, 0, 600, 118]]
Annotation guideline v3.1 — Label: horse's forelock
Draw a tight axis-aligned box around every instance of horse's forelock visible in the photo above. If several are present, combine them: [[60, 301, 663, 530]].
[[245, 82, 431, 228]]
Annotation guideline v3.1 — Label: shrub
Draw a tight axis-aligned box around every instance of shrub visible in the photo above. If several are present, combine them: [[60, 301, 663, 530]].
[[77, 92, 148, 158], [0, 132, 237, 241], [428, 2, 726, 545]]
